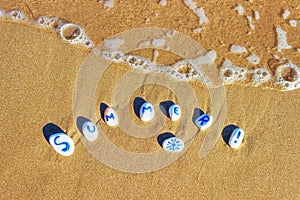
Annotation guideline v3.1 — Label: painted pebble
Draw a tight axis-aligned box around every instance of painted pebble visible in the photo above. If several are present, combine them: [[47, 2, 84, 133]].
[[162, 137, 184, 152], [82, 121, 98, 142], [195, 114, 213, 130], [49, 133, 75, 156], [140, 102, 155, 122], [228, 128, 245, 149], [169, 104, 181, 121], [104, 107, 119, 126]]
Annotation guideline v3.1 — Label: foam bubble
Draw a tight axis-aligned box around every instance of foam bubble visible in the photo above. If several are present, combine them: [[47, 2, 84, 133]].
[[230, 45, 248, 53], [159, 0, 167, 6], [0, 10, 4, 17], [250, 68, 272, 85], [246, 16, 255, 30], [58, 23, 93, 48], [0, 8, 94, 49], [138, 40, 151, 47], [183, 0, 209, 24], [98, 0, 114, 9], [193, 27, 202, 33], [288, 20, 298, 27], [220, 60, 248, 83], [99, 49, 215, 85], [100, 50, 125, 63], [276, 27, 292, 52], [152, 50, 159, 63], [35, 16, 63, 30], [104, 38, 124, 50], [234, 5, 245, 15], [164, 30, 175, 38], [275, 62, 300, 91], [282, 9, 290, 19], [246, 53, 260, 65], [6, 10, 27, 21], [124, 55, 150, 69], [254, 11, 260, 20], [151, 38, 165, 47]]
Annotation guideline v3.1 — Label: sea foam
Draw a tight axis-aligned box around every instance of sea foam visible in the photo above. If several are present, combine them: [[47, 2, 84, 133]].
[[0, 9, 93, 49]]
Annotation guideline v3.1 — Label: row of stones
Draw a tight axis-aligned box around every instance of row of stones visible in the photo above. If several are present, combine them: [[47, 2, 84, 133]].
[[47, 101, 244, 156]]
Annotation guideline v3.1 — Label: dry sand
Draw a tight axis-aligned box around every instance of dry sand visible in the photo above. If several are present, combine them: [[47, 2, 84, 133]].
[[0, 0, 299, 199]]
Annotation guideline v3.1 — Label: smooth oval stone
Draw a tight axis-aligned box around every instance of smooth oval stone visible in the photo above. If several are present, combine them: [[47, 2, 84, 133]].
[[169, 104, 181, 121], [162, 137, 184, 152], [82, 121, 98, 142], [104, 107, 119, 126], [140, 102, 155, 122], [195, 114, 213, 130], [229, 128, 245, 149], [49, 133, 75, 156]]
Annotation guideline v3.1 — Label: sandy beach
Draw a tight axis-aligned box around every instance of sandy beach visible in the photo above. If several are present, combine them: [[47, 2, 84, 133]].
[[0, 0, 299, 199]]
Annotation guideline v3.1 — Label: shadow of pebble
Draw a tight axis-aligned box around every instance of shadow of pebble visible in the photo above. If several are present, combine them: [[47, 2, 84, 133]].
[[133, 97, 146, 118], [222, 124, 239, 145], [192, 108, 204, 125], [100, 102, 109, 121], [76, 116, 91, 134], [42, 123, 65, 144], [159, 100, 174, 118], [157, 132, 175, 147]]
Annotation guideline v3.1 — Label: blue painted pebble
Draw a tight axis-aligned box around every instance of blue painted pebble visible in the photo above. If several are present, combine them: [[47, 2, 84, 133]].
[[169, 104, 181, 121], [228, 128, 245, 149], [104, 107, 119, 126], [49, 133, 75, 156], [162, 137, 184, 152], [82, 121, 98, 142], [195, 114, 213, 130], [140, 102, 155, 122]]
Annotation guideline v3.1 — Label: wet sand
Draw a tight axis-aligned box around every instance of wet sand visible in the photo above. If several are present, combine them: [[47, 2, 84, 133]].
[[0, 0, 299, 199]]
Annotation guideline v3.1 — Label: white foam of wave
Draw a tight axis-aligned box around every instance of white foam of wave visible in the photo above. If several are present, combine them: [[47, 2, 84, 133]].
[[98, 49, 216, 86], [0, 9, 93, 49]]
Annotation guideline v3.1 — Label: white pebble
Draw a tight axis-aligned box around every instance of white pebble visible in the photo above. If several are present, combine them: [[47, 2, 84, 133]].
[[169, 104, 181, 121], [49, 133, 75, 156], [140, 102, 155, 122], [194, 114, 213, 130], [104, 107, 119, 126], [228, 128, 245, 149], [162, 137, 184, 152], [82, 121, 98, 142]]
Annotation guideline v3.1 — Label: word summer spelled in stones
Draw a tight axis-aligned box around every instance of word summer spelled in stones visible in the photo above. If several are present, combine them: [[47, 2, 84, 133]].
[[44, 99, 245, 156]]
